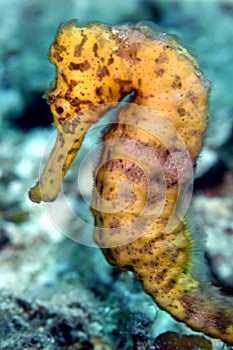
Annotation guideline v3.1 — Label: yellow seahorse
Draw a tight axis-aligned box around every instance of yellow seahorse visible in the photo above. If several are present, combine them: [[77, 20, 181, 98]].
[[29, 21, 233, 344]]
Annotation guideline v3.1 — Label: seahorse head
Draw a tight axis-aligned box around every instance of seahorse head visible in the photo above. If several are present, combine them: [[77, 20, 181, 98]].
[[45, 21, 124, 126]]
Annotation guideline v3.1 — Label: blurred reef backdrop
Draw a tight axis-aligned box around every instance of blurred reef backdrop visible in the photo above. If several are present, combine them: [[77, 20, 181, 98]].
[[0, 0, 233, 349]]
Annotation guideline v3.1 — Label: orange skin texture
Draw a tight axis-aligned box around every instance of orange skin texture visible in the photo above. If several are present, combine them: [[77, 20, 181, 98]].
[[29, 21, 233, 344]]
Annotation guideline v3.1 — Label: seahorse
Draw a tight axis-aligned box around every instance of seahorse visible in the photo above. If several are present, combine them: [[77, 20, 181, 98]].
[[29, 21, 233, 344]]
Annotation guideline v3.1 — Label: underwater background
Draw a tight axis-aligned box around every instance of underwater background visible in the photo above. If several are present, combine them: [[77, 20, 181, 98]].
[[0, 0, 233, 349]]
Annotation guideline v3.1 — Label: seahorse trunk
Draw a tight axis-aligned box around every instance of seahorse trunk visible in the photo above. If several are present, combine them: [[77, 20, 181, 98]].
[[93, 104, 233, 344]]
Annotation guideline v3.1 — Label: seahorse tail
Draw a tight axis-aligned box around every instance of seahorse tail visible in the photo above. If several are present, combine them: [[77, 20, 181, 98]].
[[102, 218, 233, 344], [132, 226, 233, 344], [138, 268, 233, 343], [177, 284, 233, 344]]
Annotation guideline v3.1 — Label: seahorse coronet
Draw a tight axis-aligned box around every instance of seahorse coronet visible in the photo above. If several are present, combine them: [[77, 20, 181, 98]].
[[28, 21, 233, 344]]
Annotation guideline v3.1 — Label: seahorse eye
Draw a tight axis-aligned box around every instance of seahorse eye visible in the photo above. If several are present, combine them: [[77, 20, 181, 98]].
[[56, 106, 64, 115], [51, 98, 74, 123]]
